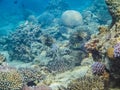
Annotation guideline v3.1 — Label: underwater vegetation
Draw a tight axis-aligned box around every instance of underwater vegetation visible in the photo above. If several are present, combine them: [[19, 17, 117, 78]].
[[0, 0, 120, 90]]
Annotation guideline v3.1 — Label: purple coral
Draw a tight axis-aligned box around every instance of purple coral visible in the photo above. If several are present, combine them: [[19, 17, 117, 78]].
[[92, 62, 105, 75], [114, 42, 120, 58]]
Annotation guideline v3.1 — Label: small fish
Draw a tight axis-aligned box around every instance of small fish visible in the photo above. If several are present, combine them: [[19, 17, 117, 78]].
[[27, 81, 37, 86]]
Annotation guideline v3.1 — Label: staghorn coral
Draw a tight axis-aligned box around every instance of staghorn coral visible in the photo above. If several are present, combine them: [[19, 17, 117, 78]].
[[0, 64, 23, 90], [67, 75, 105, 90], [18, 67, 45, 84]]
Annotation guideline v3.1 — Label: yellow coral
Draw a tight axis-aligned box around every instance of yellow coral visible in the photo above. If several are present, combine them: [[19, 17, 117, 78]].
[[107, 47, 114, 59]]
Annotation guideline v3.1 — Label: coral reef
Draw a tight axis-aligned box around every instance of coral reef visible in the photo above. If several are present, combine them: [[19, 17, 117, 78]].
[[67, 75, 104, 90], [83, 0, 120, 88], [0, 64, 23, 90], [105, 0, 120, 26], [69, 28, 90, 50], [114, 42, 120, 58], [18, 67, 45, 84], [92, 62, 106, 75], [47, 55, 75, 73], [1, 22, 42, 62], [107, 47, 114, 59], [61, 10, 83, 27]]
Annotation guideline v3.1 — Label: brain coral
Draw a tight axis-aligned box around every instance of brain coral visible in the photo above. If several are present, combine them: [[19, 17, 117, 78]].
[[67, 76, 104, 90], [0, 65, 23, 90], [61, 10, 83, 27]]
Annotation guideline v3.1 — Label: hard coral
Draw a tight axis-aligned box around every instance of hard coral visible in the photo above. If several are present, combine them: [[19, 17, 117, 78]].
[[107, 47, 114, 59], [92, 62, 106, 75], [18, 67, 45, 84], [0, 65, 23, 90], [105, 0, 120, 25], [114, 42, 120, 58], [61, 10, 83, 27], [69, 29, 90, 50], [84, 38, 99, 51], [2, 22, 42, 62], [47, 56, 75, 73], [67, 76, 104, 90]]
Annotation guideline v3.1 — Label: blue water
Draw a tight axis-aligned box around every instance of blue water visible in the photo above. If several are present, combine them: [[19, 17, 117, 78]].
[[0, 0, 96, 35], [1, 0, 119, 90]]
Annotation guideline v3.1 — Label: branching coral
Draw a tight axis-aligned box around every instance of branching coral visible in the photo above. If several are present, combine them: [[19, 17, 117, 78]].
[[69, 29, 90, 50], [67, 76, 104, 90], [47, 56, 75, 73], [18, 67, 45, 84], [2, 22, 42, 62], [0, 65, 23, 90]]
